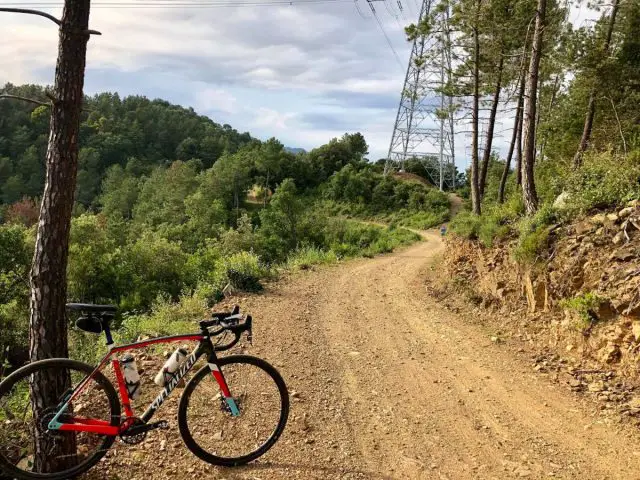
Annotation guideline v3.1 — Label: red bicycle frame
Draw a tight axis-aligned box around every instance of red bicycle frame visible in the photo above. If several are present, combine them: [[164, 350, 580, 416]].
[[48, 332, 239, 436]]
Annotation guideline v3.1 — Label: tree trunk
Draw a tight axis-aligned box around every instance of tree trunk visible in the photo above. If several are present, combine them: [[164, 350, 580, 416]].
[[29, 0, 91, 471], [516, 103, 524, 185], [521, 0, 546, 215], [538, 73, 561, 164], [572, 0, 620, 168], [479, 55, 504, 199], [498, 93, 522, 204], [470, 0, 482, 215]]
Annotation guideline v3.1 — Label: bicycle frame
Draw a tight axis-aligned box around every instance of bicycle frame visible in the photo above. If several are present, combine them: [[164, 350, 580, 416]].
[[47, 332, 239, 436]]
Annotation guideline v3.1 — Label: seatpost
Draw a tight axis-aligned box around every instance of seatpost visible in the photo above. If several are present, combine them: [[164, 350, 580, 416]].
[[104, 324, 114, 348]]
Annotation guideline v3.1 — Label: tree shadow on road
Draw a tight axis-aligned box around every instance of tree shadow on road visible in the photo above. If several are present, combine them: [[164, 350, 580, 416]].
[[226, 460, 403, 479]]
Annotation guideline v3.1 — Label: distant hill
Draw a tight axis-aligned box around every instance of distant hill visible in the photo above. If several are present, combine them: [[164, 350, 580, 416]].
[[285, 147, 306, 155]]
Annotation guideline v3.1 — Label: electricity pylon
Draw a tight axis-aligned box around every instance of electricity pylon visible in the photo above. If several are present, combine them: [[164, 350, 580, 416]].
[[385, 0, 456, 191]]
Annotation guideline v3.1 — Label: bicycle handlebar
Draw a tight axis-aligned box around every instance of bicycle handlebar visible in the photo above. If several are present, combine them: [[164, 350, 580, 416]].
[[200, 305, 253, 351]]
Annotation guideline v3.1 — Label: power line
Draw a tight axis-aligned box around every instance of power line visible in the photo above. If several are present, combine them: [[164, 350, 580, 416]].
[[2, 0, 354, 7], [367, 0, 404, 70]]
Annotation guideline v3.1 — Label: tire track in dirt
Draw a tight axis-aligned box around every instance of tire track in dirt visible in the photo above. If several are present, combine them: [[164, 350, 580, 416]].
[[91, 229, 640, 480]]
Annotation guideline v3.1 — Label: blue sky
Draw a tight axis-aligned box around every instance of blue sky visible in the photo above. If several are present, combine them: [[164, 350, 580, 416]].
[[1, 0, 598, 165]]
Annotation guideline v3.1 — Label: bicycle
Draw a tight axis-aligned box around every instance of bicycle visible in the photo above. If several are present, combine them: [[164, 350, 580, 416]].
[[0, 303, 289, 480]]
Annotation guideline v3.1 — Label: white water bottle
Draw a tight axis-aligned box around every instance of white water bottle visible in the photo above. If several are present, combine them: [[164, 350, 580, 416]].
[[121, 354, 141, 400], [154, 348, 188, 386]]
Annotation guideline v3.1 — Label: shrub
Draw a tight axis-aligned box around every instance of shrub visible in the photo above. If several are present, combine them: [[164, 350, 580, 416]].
[[561, 151, 640, 214], [450, 211, 481, 239], [223, 251, 265, 292], [286, 246, 338, 270], [559, 292, 605, 331], [512, 204, 557, 264]]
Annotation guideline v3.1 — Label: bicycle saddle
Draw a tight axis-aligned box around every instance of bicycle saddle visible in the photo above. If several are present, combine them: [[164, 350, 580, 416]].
[[67, 303, 116, 334]]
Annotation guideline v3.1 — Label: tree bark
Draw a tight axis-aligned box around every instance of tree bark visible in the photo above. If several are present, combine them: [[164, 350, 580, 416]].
[[521, 0, 546, 215], [572, 0, 620, 168], [498, 89, 523, 204], [470, 0, 482, 215], [29, 0, 91, 472], [515, 97, 524, 186], [479, 54, 504, 198]]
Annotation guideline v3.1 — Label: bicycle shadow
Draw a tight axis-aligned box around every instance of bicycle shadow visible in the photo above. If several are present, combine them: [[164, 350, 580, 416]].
[[224, 460, 402, 479]]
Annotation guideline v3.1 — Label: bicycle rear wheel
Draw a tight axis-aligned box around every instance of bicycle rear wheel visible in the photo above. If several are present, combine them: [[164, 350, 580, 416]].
[[178, 354, 289, 466], [0, 358, 120, 480]]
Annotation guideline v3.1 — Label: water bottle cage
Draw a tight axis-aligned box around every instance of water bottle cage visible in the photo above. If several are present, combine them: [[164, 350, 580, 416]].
[[161, 368, 181, 386]]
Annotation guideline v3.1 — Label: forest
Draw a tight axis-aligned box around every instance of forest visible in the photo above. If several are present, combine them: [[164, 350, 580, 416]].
[[0, 85, 450, 365], [416, 0, 640, 258]]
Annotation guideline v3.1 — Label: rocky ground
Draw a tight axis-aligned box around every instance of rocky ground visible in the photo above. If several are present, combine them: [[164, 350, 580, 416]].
[[83, 225, 640, 480]]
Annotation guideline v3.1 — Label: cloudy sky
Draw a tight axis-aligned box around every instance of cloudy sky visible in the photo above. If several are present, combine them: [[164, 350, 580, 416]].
[[1, 0, 597, 166]]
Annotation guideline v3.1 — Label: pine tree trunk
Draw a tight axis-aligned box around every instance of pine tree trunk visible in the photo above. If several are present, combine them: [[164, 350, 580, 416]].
[[479, 55, 504, 198], [470, 0, 482, 215], [572, 0, 620, 168], [498, 92, 522, 204], [515, 99, 523, 186], [521, 0, 546, 215], [29, 0, 91, 471]]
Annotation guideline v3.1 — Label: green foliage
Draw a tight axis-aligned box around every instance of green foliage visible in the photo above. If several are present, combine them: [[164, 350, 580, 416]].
[[286, 246, 338, 270], [223, 252, 265, 292], [0, 224, 31, 361], [323, 165, 450, 227], [559, 152, 640, 214], [559, 292, 605, 331], [512, 204, 558, 264]]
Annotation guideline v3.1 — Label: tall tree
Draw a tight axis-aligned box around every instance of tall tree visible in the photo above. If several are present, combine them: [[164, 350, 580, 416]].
[[521, 0, 547, 214], [470, 0, 482, 215], [478, 55, 504, 198], [572, 0, 621, 168], [498, 50, 528, 203], [28, 0, 93, 471]]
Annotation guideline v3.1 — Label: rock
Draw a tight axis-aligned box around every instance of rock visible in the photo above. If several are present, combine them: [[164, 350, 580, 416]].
[[613, 231, 625, 245], [633, 322, 640, 342], [606, 213, 620, 223], [628, 199, 639, 208], [600, 343, 621, 364], [574, 221, 594, 236], [590, 213, 607, 225], [619, 207, 635, 219], [627, 396, 640, 410], [611, 249, 634, 262], [588, 381, 605, 392]]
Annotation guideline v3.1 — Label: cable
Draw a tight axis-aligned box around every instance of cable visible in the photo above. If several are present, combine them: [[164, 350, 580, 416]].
[[3, 0, 354, 7], [368, 0, 404, 70]]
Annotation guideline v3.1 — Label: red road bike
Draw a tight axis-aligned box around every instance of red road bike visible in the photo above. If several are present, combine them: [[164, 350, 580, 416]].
[[0, 304, 289, 480]]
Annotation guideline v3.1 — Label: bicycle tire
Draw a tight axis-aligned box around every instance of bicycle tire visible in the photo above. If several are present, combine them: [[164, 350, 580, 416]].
[[0, 358, 120, 480], [178, 354, 289, 466]]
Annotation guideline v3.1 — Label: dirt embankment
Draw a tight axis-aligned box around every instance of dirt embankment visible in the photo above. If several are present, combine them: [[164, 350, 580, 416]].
[[440, 200, 640, 424], [88, 221, 640, 480]]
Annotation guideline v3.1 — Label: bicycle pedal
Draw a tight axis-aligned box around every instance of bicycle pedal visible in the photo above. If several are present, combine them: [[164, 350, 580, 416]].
[[126, 420, 169, 435], [157, 420, 169, 430]]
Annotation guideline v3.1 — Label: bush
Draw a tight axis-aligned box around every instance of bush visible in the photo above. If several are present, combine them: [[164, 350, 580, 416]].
[[450, 211, 481, 239], [223, 251, 265, 292], [560, 151, 640, 214], [286, 246, 338, 270], [512, 204, 557, 264], [559, 292, 605, 331]]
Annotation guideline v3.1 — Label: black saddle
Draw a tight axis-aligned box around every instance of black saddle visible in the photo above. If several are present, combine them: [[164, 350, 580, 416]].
[[67, 303, 117, 334]]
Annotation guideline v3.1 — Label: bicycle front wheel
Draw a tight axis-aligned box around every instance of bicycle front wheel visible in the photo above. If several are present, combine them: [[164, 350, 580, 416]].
[[178, 354, 289, 466], [0, 358, 120, 480]]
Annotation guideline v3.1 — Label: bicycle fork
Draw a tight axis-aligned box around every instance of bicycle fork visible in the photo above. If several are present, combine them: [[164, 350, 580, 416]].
[[207, 356, 240, 417]]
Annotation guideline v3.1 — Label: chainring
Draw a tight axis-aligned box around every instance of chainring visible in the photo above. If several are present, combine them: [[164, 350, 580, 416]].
[[119, 417, 147, 445]]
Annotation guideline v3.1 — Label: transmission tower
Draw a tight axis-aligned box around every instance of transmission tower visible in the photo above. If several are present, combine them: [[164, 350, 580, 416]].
[[385, 0, 456, 191]]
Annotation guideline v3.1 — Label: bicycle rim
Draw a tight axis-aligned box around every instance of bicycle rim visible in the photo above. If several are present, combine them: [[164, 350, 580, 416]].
[[178, 355, 289, 466], [0, 359, 120, 480]]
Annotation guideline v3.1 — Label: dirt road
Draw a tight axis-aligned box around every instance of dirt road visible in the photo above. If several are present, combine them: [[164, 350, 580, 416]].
[[95, 231, 640, 480]]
